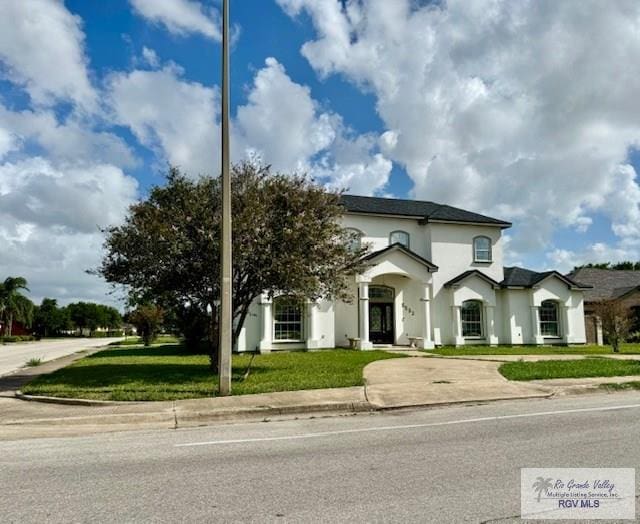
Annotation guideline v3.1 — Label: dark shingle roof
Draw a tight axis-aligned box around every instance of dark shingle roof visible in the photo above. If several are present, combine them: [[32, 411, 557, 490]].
[[340, 195, 512, 228], [502, 267, 590, 289], [567, 268, 640, 301], [362, 243, 438, 272]]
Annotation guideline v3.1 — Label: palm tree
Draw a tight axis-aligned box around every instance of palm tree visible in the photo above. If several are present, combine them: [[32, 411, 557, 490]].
[[532, 477, 554, 503], [0, 277, 33, 337]]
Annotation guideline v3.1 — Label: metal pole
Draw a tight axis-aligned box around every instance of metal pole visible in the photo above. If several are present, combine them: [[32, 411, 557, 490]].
[[217, 0, 232, 396]]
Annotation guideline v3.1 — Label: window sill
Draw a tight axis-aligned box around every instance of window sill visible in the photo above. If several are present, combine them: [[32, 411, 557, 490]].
[[473, 260, 492, 264], [464, 336, 486, 340], [273, 340, 305, 344]]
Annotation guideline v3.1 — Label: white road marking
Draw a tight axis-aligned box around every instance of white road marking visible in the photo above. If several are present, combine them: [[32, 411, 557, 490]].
[[175, 402, 640, 447]]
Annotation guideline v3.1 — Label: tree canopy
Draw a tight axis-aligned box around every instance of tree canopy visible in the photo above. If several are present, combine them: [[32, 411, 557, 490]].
[[99, 162, 366, 365], [0, 277, 33, 336], [573, 261, 640, 271]]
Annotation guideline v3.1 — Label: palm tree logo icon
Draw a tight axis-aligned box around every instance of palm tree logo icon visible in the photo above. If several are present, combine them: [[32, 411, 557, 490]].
[[532, 477, 554, 502]]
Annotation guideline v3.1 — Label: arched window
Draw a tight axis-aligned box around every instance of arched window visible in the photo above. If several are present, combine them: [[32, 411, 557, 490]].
[[345, 228, 363, 253], [273, 297, 304, 341], [540, 300, 560, 337], [389, 230, 410, 248], [473, 236, 492, 262], [461, 300, 483, 337]]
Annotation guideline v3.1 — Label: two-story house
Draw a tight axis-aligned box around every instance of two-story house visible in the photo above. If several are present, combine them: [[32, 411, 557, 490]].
[[236, 195, 589, 352]]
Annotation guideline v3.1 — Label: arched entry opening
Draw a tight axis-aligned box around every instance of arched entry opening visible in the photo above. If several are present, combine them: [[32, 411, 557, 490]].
[[369, 285, 395, 344]]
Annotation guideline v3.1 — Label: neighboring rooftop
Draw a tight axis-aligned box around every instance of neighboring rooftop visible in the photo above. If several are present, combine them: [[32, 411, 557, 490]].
[[567, 267, 640, 301], [340, 195, 512, 228]]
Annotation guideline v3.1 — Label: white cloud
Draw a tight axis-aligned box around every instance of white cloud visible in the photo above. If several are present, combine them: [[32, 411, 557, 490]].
[[108, 57, 392, 192], [107, 65, 220, 175], [279, 0, 640, 263], [0, 158, 139, 306], [0, 0, 96, 109], [130, 0, 220, 41]]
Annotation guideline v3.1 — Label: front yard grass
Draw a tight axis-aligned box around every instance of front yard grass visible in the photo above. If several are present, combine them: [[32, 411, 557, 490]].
[[21, 344, 402, 401], [499, 358, 640, 381], [429, 344, 640, 356]]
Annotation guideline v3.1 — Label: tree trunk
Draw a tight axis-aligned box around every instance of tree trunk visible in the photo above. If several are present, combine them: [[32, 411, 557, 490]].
[[208, 306, 219, 373], [7, 312, 12, 337]]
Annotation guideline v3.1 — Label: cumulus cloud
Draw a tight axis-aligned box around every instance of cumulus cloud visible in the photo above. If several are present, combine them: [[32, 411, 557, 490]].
[[279, 0, 640, 262], [0, 158, 139, 305], [130, 0, 221, 41], [108, 56, 392, 191], [107, 65, 220, 175], [0, 0, 96, 109]]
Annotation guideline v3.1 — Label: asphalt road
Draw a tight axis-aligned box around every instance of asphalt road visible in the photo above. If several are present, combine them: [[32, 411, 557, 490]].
[[0, 338, 122, 377], [2, 392, 640, 523]]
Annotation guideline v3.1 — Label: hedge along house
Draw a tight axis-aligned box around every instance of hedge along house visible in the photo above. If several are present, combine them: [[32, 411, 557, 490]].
[[236, 195, 590, 352]]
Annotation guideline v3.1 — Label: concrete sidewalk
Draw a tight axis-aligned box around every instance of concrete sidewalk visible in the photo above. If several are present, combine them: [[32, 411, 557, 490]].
[[429, 353, 640, 362]]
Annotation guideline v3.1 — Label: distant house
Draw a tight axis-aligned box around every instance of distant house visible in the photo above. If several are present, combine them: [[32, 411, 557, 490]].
[[0, 320, 31, 337], [567, 268, 640, 345]]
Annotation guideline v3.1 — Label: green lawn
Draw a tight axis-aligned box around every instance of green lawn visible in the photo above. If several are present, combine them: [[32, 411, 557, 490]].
[[428, 344, 640, 356], [499, 358, 640, 381], [109, 335, 181, 346], [21, 344, 402, 401]]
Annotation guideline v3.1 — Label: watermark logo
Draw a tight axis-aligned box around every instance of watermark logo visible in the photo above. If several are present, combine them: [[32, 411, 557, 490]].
[[521, 468, 635, 520]]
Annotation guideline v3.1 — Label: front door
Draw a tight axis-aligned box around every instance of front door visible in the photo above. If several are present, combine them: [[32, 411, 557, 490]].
[[369, 303, 394, 344]]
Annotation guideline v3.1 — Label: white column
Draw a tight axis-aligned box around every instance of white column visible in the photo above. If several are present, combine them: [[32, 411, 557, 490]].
[[306, 301, 320, 349], [420, 284, 434, 349], [531, 306, 543, 345], [486, 305, 499, 346], [357, 282, 372, 350], [596, 316, 604, 346], [561, 304, 571, 344], [259, 295, 273, 353], [453, 305, 464, 346]]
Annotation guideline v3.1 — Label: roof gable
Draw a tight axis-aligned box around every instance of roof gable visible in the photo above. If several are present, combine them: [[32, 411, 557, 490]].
[[340, 195, 511, 228], [444, 270, 501, 289], [361, 243, 438, 272], [502, 267, 590, 290]]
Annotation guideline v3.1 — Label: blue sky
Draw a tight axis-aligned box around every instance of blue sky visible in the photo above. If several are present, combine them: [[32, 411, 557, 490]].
[[2, 0, 640, 305]]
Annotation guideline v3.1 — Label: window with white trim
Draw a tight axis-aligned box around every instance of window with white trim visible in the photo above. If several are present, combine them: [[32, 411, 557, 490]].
[[273, 297, 304, 341], [473, 236, 492, 262], [540, 300, 560, 337], [389, 230, 410, 248], [461, 300, 484, 337], [345, 228, 363, 253]]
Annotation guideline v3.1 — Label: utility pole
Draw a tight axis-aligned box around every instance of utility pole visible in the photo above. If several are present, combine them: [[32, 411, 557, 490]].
[[218, 0, 232, 396]]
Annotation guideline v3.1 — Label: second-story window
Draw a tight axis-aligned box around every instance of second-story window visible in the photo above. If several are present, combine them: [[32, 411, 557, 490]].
[[345, 228, 363, 253], [389, 230, 410, 248], [473, 236, 492, 262]]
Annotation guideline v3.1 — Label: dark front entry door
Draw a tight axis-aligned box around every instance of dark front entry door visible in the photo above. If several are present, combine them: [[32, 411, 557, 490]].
[[369, 303, 394, 344]]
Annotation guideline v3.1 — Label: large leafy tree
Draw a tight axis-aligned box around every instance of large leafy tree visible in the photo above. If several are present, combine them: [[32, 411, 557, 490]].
[[33, 298, 69, 337], [99, 162, 365, 368], [0, 277, 34, 337], [64, 302, 122, 335]]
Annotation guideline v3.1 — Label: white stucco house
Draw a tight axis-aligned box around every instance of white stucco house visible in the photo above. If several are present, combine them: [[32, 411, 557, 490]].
[[236, 195, 589, 352]]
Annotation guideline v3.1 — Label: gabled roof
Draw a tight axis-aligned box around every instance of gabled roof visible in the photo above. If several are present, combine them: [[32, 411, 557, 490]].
[[567, 267, 640, 301], [361, 243, 438, 272], [444, 270, 501, 289], [340, 195, 512, 228], [502, 267, 591, 290]]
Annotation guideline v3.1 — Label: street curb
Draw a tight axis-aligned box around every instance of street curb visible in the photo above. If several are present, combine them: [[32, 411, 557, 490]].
[[15, 391, 128, 406]]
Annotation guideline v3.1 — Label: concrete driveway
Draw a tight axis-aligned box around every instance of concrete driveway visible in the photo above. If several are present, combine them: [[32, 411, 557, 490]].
[[0, 338, 122, 377], [364, 355, 552, 408]]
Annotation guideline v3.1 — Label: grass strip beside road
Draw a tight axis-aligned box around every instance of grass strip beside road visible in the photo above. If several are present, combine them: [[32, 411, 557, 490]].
[[21, 344, 402, 401], [429, 344, 640, 356], [499, 358, 640, 381]]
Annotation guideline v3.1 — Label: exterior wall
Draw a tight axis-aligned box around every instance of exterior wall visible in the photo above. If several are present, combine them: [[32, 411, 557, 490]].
[[342, 214, 429, 259]]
